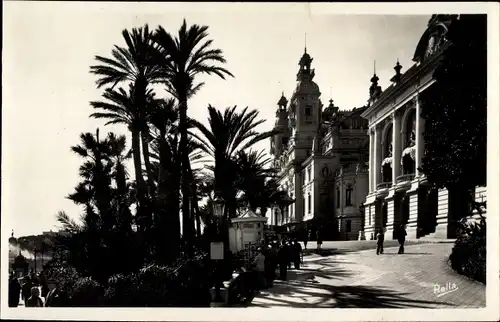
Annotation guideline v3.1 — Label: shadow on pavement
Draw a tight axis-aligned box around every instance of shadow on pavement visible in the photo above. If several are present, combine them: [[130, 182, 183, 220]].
[[253, 283, 455, 308], [248, 256, 454, 308], [382, 253, 432, 255]]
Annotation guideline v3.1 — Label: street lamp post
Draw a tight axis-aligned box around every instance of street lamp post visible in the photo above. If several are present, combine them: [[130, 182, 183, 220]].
[[211, 196, 226, 303]]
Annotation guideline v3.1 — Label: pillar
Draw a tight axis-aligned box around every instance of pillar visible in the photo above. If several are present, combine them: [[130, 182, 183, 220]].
[[385, 198, 395, 240], [415, 96, 425, 177], [434, 188, 450, 239], [392, 111, 402, 185], [368, 128, 374, 192], [374, 126, 381, 189], [407, 193, 419, 239]]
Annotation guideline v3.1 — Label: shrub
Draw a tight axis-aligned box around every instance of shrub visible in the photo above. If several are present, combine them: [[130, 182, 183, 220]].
[[69, 277, 103, 307], [449, 215, 486, 284], [103, 254, 213, 307], [104, 273, 139, 307], [44, 263, 80, 292]]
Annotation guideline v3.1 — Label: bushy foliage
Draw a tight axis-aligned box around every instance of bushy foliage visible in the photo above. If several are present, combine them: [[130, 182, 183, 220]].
[[103, 253, 213, 307], [103, 273, 140, 307], [420, 15, 486, 191], [449, 215, 486, 284], [69, 277, 104, 307]]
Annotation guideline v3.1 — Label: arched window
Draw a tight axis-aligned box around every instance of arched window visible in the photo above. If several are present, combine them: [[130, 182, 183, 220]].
[[385, 124, 393, 158], [382, 124, 393, 183], [406, 109, 416, 147]]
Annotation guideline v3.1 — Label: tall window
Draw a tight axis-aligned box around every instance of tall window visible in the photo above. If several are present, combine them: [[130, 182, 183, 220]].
[[336, 188, 340, 209], [308, 193, 312, 214], [307, 167, 311, 182], [346, 187, 353, 206]]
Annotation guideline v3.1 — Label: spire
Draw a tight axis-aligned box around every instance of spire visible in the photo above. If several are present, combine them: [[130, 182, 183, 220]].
[[371, 60, 379, 83], [305, 32, 307, 53], [369, 59, 382, 101], [11, 229, 14, 238]]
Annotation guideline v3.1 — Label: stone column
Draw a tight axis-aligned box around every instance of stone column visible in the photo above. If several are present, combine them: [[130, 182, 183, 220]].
[[368, 128, 374, 192], [392, 111, 402, 185], [415, 96, 425, 177], [374, 126, 381, 189]]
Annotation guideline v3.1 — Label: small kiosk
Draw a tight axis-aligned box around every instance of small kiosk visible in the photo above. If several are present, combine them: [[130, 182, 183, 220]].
[[228, 208, 268, 254]]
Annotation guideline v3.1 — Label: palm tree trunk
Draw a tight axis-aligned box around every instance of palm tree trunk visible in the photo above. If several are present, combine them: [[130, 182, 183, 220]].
[[157, 135, 180, 262], [188, 169, 202, 238], [178, 93, 193, 249], [141, 127, 156, 198], [131, 129, 147, 230]]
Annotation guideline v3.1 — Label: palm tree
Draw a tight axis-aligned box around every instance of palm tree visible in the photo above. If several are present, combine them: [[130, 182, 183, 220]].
[[90, 24, 162, 210], [90, 85, 156, 231], [235, 150, 276, 211], [57, 131, 141, 279], [152, 20, 234, 246], [191, 105, 277, 217], [69, 129, 114, 231], [106, 133, 134, 234]]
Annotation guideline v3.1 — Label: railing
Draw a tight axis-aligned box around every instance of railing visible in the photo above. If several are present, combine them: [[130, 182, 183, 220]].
[[396, 174, 415, 184], [376, 182, 392, 190]]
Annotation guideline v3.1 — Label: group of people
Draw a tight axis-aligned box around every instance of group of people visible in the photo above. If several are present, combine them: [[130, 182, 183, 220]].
[[375, 225, 407, 255], [9, 271, 46, 307], [8, 270, 67, 308], [251, 238, 303, 290]]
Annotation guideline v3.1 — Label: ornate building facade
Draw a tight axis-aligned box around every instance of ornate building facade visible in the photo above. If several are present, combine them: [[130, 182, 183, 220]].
[[359, 14, 487, 241], [267, 48, 369, 240]]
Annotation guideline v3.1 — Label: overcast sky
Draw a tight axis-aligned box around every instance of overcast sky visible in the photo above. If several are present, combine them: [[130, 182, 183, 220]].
[[3, 2, 431, 237]]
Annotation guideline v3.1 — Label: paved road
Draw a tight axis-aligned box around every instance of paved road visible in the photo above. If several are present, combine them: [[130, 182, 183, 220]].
[[250, 243, 485, 308]]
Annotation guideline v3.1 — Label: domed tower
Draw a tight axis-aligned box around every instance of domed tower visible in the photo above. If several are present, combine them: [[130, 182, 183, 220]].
[[289, 47, 322, 156], [271, 92, 290, 157]]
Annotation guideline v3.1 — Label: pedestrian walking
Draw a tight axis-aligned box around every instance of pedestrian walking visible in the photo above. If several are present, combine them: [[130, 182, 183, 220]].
[[316, 228, 323, 250], [278, 240, 288, 280], [9, 272, 21, 307], [38, 272, 50, 299], [286, 240, 293, 269], [376, 228, 385, 255], [293, 239, 302, 269], [303, 229, 309, 250], [397, 225, 407, 254], [25, 286, 44, 307], [21, 276, 33, 304]]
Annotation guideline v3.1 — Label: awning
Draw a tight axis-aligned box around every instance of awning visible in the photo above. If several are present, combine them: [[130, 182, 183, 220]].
[[381, 157, 393, 167], [401, 146, 416, 165], [302, 213, 314, 222], [276, 196, 296, 208]]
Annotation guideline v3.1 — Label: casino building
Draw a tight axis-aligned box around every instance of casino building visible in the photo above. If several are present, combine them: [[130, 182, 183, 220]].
[[267, 14, 486, 241], [359, 14, 487, 241], [267, 47, 369, 241]]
